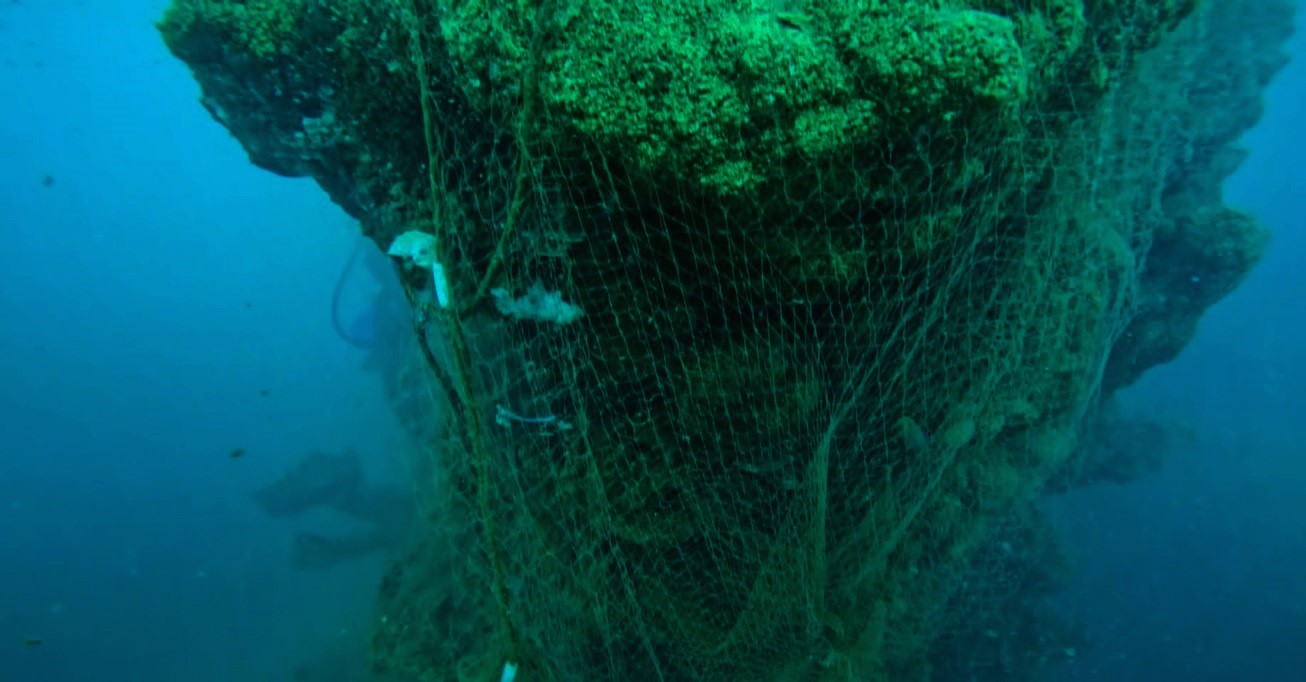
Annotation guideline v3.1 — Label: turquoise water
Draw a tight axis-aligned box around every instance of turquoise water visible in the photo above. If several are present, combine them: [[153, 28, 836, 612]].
[[0, 2, 1302, 680]]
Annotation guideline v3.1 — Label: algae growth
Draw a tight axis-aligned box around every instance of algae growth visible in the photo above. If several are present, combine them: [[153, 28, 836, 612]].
[[159, 0, 1292, 680]]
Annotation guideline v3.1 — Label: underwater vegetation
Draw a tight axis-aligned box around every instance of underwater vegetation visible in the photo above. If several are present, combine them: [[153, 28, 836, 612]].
[[159, 1, 1293, 680]]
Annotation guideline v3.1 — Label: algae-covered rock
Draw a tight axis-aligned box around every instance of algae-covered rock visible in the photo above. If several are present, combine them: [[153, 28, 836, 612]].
[[158, 1, 1293, 680]]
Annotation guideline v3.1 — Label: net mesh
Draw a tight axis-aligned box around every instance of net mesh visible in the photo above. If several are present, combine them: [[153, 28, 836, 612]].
[[157, 0, 1291, 679]]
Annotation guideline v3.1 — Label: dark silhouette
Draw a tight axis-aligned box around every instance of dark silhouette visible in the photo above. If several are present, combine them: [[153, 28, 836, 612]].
[[252, 449, 416, 571]]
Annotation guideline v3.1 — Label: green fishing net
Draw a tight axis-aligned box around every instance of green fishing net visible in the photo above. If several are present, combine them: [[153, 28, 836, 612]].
[[159, 1, 1291, 679]]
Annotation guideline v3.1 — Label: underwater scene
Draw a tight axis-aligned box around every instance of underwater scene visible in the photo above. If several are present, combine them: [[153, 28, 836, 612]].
[[0, 1, 1303, 680]]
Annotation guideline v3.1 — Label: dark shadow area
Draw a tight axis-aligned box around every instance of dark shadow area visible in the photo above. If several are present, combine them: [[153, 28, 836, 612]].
[[253, 449, 417, 572]]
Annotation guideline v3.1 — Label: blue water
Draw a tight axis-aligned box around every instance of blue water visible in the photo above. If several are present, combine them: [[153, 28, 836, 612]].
[[0, 2, 1301, 681], [1045, 13, 1306, 678], [1, 2, 412, 679]]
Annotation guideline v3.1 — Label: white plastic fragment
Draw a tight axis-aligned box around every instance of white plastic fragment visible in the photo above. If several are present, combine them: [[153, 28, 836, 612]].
[[387, 230, 437, 268], [500, 661, 518, 682], [496, 404, 573, 432], [388, 230, 450, 308], [491, 281, 583, 325], [430, 262, 451, 308]]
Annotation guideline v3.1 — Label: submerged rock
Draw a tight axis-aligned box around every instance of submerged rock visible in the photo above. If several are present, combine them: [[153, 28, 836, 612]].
[[161, 1, 1293, 680]]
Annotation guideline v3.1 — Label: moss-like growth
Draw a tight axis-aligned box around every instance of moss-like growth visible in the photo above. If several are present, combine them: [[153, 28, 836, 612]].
[[159, 0, 308, 61], [439, 1, 1029, 201]]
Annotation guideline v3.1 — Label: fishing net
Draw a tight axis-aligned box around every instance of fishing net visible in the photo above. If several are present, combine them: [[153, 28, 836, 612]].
[[159, 1, 1291, 679]]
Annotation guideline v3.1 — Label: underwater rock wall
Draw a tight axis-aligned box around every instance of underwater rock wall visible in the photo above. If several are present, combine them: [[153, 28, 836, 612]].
[[161, 1, 1293, 680]]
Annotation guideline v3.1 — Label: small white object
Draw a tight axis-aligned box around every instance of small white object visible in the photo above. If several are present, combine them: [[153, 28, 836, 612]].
[[388, 230, 450, 308], [496, 404, 556, 427], [500, 661, 518, 682], [387, 230, 438, 268], [431, 262, 451, 308], [496, 405, 573, 434], [491, 282, 583, 325]]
